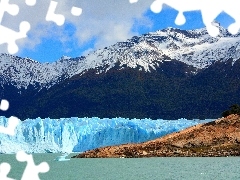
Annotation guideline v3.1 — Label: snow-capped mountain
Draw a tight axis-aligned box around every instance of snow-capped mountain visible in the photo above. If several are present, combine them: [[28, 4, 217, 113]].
[[0, 54, 86, 90], [1, 25, 240, 120], [83, 26, 240, 72], [1, 24, 240, 91]]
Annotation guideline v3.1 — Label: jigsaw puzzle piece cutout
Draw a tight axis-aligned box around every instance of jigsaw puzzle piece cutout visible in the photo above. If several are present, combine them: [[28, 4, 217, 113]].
[[16, 151, 50, 180], [228, 23, 239, 35], [0, 99, 9, 111], [71, 6, 82, 17], [0, 162, 15, 180], [129, 0, 139, 4], [46, 0, 65, 26], [0, 0, 19, 23], [0, 116, 19, 136], [149, 0, 219, 36], [150, 0, 188, 26], [0, 0, 35, 52], [149, 0, 240, 37], [175, 12, 186, 25], [150, 0, 162, 13], [0, 99, 19, 136], [199, 0, 240, 36], [150, 0, 202, 16], [52, 0, 82, 18], [0, 21, 30, 54], [25, 0, 36, 6], [200, 6, 221, 37], [221, 0, 240, 35], [150, 0, 199, 28]]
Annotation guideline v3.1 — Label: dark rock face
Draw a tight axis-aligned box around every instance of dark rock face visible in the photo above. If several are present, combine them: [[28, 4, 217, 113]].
[[9, 58, 240, 120], [73, 114, 240, 158], [1, 58, 240, 120]]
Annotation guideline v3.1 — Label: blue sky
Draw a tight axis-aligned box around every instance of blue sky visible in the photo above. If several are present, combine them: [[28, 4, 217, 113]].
[[1, 1, 235, 63]]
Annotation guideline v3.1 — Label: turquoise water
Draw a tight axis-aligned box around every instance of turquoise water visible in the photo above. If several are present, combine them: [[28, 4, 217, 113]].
[[1, 153, 240, 180]]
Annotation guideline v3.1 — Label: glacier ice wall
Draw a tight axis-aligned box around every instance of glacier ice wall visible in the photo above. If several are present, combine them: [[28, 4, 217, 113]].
[[0, 117, 213, 153]]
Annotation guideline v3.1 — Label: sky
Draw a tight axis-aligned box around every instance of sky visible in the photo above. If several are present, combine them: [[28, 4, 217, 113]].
[[0, 0, 235, 63]]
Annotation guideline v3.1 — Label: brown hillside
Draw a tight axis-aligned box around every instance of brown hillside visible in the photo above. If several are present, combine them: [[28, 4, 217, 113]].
[[73, 114, 240, 158]]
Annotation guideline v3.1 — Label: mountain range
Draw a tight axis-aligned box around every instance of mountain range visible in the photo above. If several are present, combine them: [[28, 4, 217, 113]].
[[1, 23, 240, 120]]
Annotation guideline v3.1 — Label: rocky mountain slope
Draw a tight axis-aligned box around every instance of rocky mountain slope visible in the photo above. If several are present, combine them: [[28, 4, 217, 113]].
[[0, 54, 86, 90], [13, 58, 240, 120], [1, 24, 240, 90], [1, 24, 240, 119], [73, 114, 240, 158]]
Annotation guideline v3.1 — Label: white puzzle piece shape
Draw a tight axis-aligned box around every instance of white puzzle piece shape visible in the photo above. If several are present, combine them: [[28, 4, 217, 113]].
[[25, 0, 36, 6], [46, 0, 65, 26], [0, 0, 19, 23], [16, 151, 50, 180], [0, 99, 19, 136], [131, 0, 240, 37], [0, 0, 31, 54], [0, 21, 30, 54], [129, 0, 138, 3], [0, 163, 15, 180], [0, 116, 19, 136], [0, 99, 9, 111], [71, 6, 82, 17]]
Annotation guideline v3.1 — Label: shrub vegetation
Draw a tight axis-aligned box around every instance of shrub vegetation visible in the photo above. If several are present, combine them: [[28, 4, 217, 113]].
[[222, 104, 240, 117]]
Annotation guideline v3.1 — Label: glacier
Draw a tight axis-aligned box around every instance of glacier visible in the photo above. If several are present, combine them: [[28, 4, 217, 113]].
[[0, 116, 214, 154]]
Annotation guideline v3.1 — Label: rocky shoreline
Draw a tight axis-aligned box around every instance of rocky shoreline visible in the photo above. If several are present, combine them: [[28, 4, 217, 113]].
[[73, 114, 240, 158]]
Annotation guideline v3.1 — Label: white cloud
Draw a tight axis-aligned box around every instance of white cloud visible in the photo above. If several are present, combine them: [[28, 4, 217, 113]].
[[0, 0, 153, 55]]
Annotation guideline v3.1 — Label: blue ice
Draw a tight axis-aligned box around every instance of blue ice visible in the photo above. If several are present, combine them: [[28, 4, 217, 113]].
[[0, 116, 213, 153]]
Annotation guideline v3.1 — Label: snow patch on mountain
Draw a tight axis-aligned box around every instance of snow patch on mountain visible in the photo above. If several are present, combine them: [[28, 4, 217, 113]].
[[69, 25, 240, 74], [1, 25, 240, 90], [0, 54, 86, 90]]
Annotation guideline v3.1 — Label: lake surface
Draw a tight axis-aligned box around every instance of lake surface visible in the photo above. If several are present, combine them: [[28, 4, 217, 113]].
[[1, 153, 240, 180]]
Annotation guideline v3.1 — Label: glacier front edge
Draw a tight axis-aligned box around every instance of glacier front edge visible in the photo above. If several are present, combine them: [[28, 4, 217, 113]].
[[0, 117, 213, 154]]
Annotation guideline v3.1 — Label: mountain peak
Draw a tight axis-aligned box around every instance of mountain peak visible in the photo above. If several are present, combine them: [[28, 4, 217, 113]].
[[79, 25, 240, 73], [58, 55, 71, 61], [1, 26, 240, 90]]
